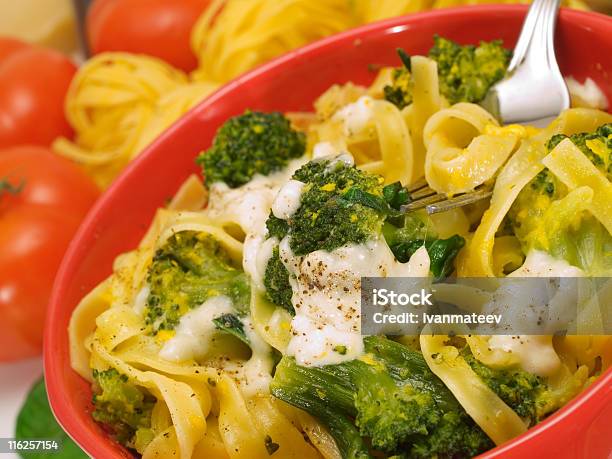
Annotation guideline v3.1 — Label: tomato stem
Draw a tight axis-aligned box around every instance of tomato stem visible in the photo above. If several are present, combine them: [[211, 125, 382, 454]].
[[0, 178, 25, 197]]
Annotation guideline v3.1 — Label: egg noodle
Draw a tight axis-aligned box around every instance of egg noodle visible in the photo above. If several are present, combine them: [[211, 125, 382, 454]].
[[69, 44, 611, 458], [53, 0, 588, 188]]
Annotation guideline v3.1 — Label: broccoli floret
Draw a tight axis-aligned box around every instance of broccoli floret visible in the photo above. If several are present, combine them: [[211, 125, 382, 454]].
[[91, 369, 155, 453], [262, 165, 414, 312], [271, 336, 493, 458], [383, 67, 412, 109], [508, 123, 612, 274], [383, 66, 413, 110], [281, 159, 387, 256], [263, 245, 294, 314], [383, 212, 465, 280], [145, 231, 250, 332], [197, 110, 306, 188], [266, 214, 290, 240], [384, 37, 510, 109], [212, 313, 250, 347], [462, 348, 545, 424], [430, 36, 510, 104], [383, 48, 413, 109]]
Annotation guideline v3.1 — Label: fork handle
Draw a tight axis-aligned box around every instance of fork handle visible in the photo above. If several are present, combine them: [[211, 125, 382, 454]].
[[507, 0, 562, 74]]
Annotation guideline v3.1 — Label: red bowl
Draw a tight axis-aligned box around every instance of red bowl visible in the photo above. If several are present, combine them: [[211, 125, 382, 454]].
[[45, 5, 612, 458]]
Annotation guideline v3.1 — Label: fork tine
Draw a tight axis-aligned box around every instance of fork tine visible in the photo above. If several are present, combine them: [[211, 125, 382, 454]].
[[401, 193, 446, 212], [407, 177, 428, 192], [410, 185, 437, 200], [426, 189, 492, 214]]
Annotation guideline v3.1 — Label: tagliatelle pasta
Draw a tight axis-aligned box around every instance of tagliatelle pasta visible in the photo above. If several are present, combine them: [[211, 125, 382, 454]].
[[420, 333, 528, 445], [457, 109, 612, 277], [191, 0, 589, 85], [424, 103, 521, 194], [54, 0, 591, 189], [53, 53, 216, 188], [542, 139, 612, 234], [69, 39, 611, 458]]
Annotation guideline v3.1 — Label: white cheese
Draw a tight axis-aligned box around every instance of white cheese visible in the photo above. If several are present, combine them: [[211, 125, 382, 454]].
[[333, 95, 375, 137], [565, 77, 608, 110], [158, 296, 273, 396], [240, 316, 274, 396], [159, 296, 234, 362], [312, 141, 338, 159], [133, 285, 150, 316], [272, 180, 306, 220], [487, 335, 560, 377], [488, 250, 584, 377], [281, 237, 430, 366], [205, 157, 307, 288], [325, 152, 355, 170], [508, 250, 584, 278]]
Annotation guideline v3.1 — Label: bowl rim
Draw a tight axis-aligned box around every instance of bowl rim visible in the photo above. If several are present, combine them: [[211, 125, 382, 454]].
[[44, 4, 612, 458]]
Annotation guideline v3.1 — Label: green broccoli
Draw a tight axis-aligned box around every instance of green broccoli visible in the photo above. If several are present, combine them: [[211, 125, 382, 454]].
[[508, 123, 612, 274], [145, 231, 250, 333], [212, 313, 250, 347], [263, 245, 294, 314], [461, 348, 545, 424], [383, 48, 414, 110], [271, 336, 493, 458], [383, 48, 412, 110], [261, 159, 389, 311], [383, 212, 465, 280], [197, 110, 306, 188], [266, 213, 290, 240], [430, 36, 510, 104], [384, 37, 510, 108], [91, 369, 155, 453], [280, 159, 387, 255]]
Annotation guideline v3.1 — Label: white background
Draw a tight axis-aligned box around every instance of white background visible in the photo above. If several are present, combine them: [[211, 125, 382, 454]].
[[0, 358, 43, 459]]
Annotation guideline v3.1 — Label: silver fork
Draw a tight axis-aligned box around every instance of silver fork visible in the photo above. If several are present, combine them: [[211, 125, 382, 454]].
[[404, 0, 569, 215]]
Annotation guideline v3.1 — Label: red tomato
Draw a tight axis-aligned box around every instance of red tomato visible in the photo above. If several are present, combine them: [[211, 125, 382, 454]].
[[87, 0, 212, 72], [0, 147, 99, 361], [0, 47, 77, 149], [0, 37, 30, 62]]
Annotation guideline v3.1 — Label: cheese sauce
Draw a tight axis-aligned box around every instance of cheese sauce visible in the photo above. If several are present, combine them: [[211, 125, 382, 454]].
[[280, 237, 430, 366], [205, 157, 307, 289], [159, 295, 234, 362], [490, 250, 585, 377]]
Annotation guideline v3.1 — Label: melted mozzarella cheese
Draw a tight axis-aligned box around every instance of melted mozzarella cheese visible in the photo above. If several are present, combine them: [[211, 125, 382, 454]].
[[133, 285, 150, 316], [565, 77, 608, 110], [333, 95, 374, 136], [240, 316, 274, 396], [487, 335, 560, 377], [159, 296, 234, 362], [508, 250, 584, 278], [488, 250, 584, 377], [158, 296, 273, 396], [325, 152, 354, 170], [312, 141, 338, 159], [281, 237, 430, 366], [205, 157, 307, 289], [272, 180, 305, 220]]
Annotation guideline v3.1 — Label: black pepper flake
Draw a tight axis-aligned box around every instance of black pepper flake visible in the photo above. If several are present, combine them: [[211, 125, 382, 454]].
[[264, 435, 280, 455]]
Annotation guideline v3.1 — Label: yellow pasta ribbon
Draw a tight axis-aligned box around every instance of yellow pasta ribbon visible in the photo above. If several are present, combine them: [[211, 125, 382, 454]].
[[542, 138, 612, 234], [53, 53, 215, 188], [424, 103, 520, 194], [420, 334, 527, 445]]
